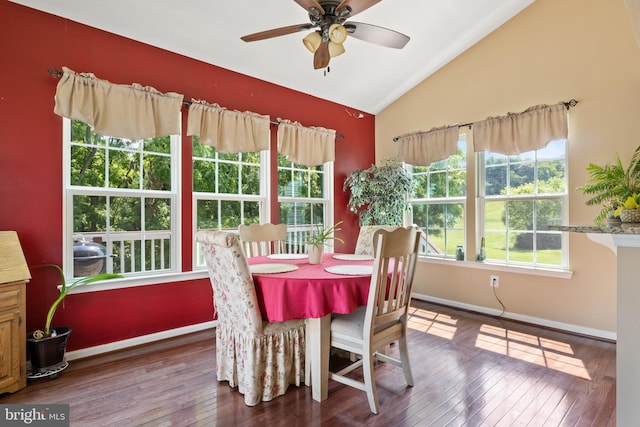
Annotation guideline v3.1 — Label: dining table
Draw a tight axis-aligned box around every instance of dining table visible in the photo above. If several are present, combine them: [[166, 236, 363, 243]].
[[247, 252, 375, 402]]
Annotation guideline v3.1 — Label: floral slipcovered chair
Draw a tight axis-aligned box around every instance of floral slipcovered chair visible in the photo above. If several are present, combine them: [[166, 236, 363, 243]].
[[195, 230, 305, 406], [354, 226, 401, 256]]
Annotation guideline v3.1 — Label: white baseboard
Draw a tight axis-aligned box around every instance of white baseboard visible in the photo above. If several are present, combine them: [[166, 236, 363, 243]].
[[412, 293, 616, 341], [64, 321, 217, 361]]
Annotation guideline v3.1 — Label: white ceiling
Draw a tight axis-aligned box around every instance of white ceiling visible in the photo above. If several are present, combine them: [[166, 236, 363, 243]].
[[11, 0, 534, 114]]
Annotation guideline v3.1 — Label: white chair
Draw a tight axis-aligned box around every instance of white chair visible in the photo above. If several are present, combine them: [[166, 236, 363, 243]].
[[195, 230, 305, 406], [354, 225, 401, 256], [329, 226, 420, 414], [238, 223, 287, 257]]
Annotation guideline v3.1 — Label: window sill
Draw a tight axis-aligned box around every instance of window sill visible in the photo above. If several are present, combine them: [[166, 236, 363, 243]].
[[417, 256, 574, 279], [61, 270, 209, 294]]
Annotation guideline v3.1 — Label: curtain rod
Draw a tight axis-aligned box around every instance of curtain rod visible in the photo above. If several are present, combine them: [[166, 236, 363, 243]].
[[392, 99, 579, 142], [48, 67, 345, 139]]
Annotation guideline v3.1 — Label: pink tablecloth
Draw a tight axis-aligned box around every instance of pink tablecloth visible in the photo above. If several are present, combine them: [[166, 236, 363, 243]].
[[248, 253, 374, 322]]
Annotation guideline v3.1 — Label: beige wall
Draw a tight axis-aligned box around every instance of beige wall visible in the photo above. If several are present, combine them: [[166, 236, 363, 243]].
[[376, 0, 640, 335]]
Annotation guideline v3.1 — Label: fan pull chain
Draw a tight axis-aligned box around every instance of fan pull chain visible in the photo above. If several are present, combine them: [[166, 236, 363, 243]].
[[324, 66, 330, 77]]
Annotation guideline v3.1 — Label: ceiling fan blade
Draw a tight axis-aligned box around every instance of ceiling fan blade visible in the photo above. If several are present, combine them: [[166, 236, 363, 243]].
[[293, 0, 325, 15], [345, 21, 410, 49], [313, 41, 331, 69], [241, 23, 314, 42], [336, 0, 382, 18]]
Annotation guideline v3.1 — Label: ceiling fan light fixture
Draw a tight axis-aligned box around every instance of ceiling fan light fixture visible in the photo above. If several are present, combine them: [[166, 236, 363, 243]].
[[328, 24, 347, 44], [303, 31, 322, 53], [328, 41, 345, 57]]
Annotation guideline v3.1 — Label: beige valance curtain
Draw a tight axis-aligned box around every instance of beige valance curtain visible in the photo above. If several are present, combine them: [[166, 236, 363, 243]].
[[187, 100, 270, 153], [277, 119, 336, 166], [395, 125, 461, 166], [53, 66, 183, 140], [473, 102, 568, 155]]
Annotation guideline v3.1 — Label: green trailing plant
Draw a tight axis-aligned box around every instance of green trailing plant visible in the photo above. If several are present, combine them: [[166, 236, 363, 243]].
[[34, 264, 122, 338], [305, 221, 345, 247], [576, 145, 640, 225], [343, 159, 413, 226]]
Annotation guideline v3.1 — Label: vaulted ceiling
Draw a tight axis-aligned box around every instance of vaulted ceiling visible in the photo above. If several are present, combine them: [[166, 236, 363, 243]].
[[10, 0, 534, 114]]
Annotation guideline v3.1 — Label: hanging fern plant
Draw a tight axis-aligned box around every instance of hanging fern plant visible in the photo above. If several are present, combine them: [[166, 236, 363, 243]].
[[343, 159, 413, 226]]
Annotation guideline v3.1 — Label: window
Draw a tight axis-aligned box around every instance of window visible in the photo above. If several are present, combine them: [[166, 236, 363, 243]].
[[192, 136, 269, 267], [408, 136, 467, 258], [407, 135, 568, 269], [64, 119, 180, 279], [277, 154, 334, 253], [479, 139, 567, 267]]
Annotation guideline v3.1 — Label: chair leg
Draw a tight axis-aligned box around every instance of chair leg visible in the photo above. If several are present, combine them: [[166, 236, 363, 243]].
[[305, 320, 311, 385], [398, 335, 414, 386], [362, 352, 380, 414]]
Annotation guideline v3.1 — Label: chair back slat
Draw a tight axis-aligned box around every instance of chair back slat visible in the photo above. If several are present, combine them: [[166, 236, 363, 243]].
[[367, 227, 420, 335], [239, 223, 287, 257], [196, 230, 263, 335]]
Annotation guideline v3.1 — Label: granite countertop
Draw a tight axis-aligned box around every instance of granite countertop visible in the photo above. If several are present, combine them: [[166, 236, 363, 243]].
[[549, 223, 640, 234]]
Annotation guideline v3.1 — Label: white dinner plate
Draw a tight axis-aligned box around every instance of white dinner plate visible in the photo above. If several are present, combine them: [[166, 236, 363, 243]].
[[266, 253, 308, 260], [325, 265, 373, 276], [332, 254, 374, 261], [250, 263, 299, 274]]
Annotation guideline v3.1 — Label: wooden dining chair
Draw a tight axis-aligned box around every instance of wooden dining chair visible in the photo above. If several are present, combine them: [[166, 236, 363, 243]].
[[238, 223, 288, 257], [329, 226, 420, 414], [195, 230, 305, 406], [354, 225, 401, 256]]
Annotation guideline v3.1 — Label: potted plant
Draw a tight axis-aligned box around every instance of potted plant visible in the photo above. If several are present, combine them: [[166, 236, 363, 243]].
[[344, 159, 413, 226], [614, 193, 640, 223], [27, 264, 121, 374], [576, 145, 640, 225], [305, 221, 344, 264]]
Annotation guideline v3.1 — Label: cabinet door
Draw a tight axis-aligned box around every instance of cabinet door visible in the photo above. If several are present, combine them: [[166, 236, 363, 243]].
[[0, 310, 22, 392]]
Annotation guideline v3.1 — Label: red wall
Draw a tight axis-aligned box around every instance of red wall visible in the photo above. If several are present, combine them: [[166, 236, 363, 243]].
[[0, 1, 375, 351]]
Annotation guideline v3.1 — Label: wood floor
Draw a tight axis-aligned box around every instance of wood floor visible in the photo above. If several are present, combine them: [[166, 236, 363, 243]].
[[0, 300, 616, 426]]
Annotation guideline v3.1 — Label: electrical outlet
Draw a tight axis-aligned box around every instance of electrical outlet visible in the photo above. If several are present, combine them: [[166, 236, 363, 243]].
[[490, 275, 500, 288]]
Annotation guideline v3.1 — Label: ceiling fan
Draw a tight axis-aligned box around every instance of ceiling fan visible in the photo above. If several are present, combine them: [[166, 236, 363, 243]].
[[240, 0, 410, 70]]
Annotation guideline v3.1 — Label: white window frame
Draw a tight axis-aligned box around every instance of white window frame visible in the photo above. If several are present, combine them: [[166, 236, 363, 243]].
[[407, 134, 467, 259], [192, 141, 270, 269], [277, 157, 335, 253], [476, 140, 569, 269], [406, 129, 570, 275], [62, 118, 182, 283]]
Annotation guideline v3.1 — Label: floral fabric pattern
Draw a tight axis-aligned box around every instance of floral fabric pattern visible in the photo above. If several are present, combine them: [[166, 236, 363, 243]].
[[354, 226, 401, 256], [196, 230, 305, 406]]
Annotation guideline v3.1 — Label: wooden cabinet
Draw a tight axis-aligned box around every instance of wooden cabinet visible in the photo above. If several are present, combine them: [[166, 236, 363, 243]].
[[0, 231, 30, 394]]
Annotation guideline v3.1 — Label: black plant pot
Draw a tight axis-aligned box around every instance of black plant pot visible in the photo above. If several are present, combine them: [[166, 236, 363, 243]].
[[26, 326, 72, 372]]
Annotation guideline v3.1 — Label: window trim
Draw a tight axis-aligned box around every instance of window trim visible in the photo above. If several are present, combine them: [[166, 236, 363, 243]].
[[277, 159, 336, 251], [407, 133, 468, 259], [191, 145, 271, 269], [62, 118, 183, 282], [476, 142, 569, 269], [407, 128, 570, 274]]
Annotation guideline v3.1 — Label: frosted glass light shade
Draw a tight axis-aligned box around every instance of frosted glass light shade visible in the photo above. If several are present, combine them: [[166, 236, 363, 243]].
[[328, 24, 347, 44], [303, 32, 322, 53], [329, 41, 345, 57]]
